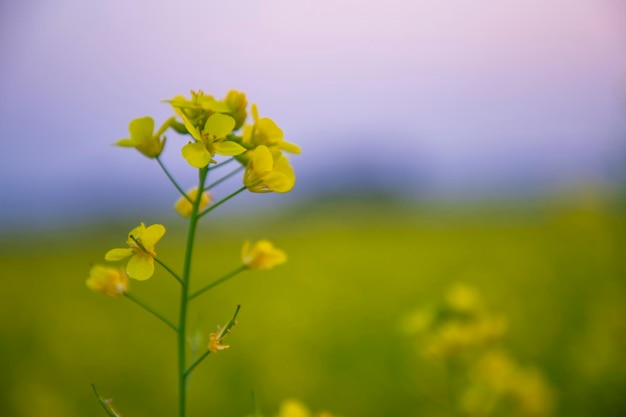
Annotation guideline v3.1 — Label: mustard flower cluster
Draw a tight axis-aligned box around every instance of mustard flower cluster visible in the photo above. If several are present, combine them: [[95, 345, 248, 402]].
[[85, 89, 297, 417], [403, 283, 554, 417]]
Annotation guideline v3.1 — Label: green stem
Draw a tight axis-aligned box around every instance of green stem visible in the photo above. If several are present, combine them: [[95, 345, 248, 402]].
[[188, 265, 246, 301], [184, 349, 211, 378], [124, 293, 178, 332], [197, 186, 248, 219], [204, 165, 244, 191], [178, 166, 209, 417], [184, 305, 241, 377], [209, 157, 235, 170], [154, 257, 183, 285], [91, 384, 121, 417], [157, 156, 192, 203]]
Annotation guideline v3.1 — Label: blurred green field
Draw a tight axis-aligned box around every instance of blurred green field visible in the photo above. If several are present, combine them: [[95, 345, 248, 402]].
[[1, 196, 625, 417]]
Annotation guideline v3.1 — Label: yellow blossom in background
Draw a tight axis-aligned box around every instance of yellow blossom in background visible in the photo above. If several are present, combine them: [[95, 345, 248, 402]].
[[105, 223, 165, 280], [114, 116, 166, 158], [274, 400, 341, 417], [276, 400, 311, 417], [86, 265, 128, 297], [446, 282, 484, 314], [242, 240, 287, 270], [242, 104, 301, 154], [174, 187, 211, 218], [243, 145, 295, 193]]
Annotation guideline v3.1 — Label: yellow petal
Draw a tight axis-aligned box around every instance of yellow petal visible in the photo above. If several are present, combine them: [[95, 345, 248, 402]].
[[128, 117, 154, 140], [127, 223, 146, 241], [172, 107, 202, 141], [140, 224, 166, 249], [279, 140, 301, 154], [251, 103, 259, 122], [252, 145, 273, 174], [115, 138, 136, 147], [105, 248, 134, 261], [214, 141, 246, 156], [127, 254, 154, 280], [182, 142, 212, 168], [263, 171, 294, 193]]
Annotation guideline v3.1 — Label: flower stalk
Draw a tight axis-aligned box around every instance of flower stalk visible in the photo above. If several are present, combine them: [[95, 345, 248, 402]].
[[86, 89, 297, 417]]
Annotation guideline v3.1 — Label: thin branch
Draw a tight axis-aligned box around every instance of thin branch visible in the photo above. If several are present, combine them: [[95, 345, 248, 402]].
[[188, 265, 246, 301], [124, 292, 178, 333], [156, 156, 192, 202]]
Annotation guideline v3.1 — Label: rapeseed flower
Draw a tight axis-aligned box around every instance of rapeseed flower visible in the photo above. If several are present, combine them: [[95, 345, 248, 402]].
[[242, 104, 301, 154], [105, 223, 165, 281], [169, 91, 246, 167], [86, 265, 128, 297], [174, 187, 211, 218], [115, 116, 166, 158], [242, 240, 287, 270], [243, 145, 295, 193], [181, 113, 247, 168]]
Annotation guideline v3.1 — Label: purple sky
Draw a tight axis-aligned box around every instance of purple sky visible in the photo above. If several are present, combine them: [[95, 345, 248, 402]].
[[1, 0, 625, 227]]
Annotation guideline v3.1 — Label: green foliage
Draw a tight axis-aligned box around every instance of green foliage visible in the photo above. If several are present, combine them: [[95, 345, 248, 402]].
[[1, 198, 625, 417]]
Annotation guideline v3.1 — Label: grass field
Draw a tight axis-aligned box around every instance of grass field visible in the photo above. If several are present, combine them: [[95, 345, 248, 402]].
[[1, 195, 625, 417]]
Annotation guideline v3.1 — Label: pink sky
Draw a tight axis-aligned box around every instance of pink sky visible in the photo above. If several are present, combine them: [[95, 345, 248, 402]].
[[0, 0, 625, 223]]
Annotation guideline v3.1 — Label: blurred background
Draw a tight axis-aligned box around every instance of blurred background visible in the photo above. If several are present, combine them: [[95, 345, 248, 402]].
[[1, 0, 625, 416]]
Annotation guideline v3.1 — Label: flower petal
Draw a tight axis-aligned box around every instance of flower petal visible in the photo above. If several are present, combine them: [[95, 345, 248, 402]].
[[214, 141, 246, 156], [251, 145, 273, 174], [115, 138, 136, 147], [141, 224, 166, 248], [182, 142, 212, 168], [127, 254, 154, 280], [203, 113, 235, 138], [128, 117, 154, 140], [263, 171, 294, 193], [279, 140, 301, 154], [105, 248, 134, 261], [172, 106, 202, 141]]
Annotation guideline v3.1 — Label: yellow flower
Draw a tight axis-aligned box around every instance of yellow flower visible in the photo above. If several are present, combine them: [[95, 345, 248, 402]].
[[86, 265, 128, 297], [174, 187, 211, 218], [168, 91, 246, 168], [105, 223, 165, 281], [242, 104, 301, 154], [242, 240, 287, 270], [243, 145, 295, 193], [115, 116, 166, 158]]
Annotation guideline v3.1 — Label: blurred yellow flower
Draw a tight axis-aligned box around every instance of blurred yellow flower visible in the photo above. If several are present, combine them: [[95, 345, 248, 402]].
[[275, 400, 340, 417], [174, 187, 211, 218], [86, 265, 128, 297], [114, 116, 166, 158], [105, 223, 165, 281], [242, 240, 287, 270], [243, 145, 295, 193], [276, 400, 311, 417]]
